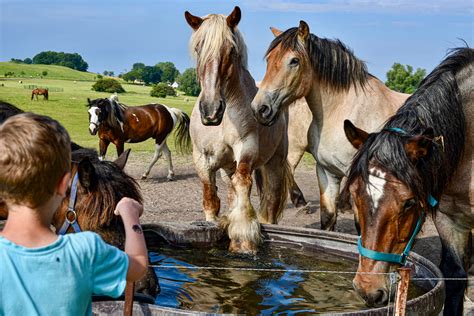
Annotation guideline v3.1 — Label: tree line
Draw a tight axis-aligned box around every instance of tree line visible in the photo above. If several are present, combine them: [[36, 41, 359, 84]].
[[11, 51, 88, 72]]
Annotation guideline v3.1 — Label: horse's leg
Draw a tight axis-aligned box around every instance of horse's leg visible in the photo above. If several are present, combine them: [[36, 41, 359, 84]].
[[116, 141, 124, 157], [433, 210, 471, 315], [99, 138, 110, 161], [226, 157, 260, 254], [162, 141, 175, 181], [287, 146, 307, 208], [220, 168, 236, 210], [316, 164, 341, 231], [141, 141, 164, 180], [193, 151, 220, 221], [257, 154, 290, 224]]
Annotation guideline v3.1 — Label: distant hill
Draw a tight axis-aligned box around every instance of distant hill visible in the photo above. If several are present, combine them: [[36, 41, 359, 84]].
[[0, 62, 99, 81]]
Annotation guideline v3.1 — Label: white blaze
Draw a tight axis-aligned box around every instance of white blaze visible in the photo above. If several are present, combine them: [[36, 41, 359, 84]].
[[368, 167, 387, 211], [88, 106, 99, 133]]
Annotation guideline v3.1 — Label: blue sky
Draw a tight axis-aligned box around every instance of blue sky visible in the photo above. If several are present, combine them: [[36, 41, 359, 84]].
[[1, 0, 472, 81]]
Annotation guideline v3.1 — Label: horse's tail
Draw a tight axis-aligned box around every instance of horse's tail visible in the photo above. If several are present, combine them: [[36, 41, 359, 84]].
[[168, 107, 191, 154], [255, 160, 292, 224]]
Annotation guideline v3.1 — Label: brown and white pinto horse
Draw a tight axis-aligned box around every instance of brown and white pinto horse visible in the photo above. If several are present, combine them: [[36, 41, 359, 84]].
[[252, 21, 409, 230], [343, 48, 473, 314], [87, 97, 191, 180], [185, 7, 291, 254], [31, 88, 48, 100]]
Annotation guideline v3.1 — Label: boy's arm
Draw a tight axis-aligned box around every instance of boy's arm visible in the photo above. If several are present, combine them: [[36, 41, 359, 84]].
[[114, 197, 148, 282]]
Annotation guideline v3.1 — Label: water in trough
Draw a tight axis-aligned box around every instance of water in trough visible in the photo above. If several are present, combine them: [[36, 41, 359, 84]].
[[149, 242, 426, 314]]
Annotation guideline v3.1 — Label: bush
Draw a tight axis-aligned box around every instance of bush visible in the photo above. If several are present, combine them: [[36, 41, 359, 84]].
[[42, 70, 48, 76], [92, 78, 125, 93], [150, 83, 175, 98], [4, 72, 15, 77]]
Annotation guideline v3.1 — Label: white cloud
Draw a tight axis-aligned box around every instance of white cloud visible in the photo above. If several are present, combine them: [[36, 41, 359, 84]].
[[242, 0, 473, 15]]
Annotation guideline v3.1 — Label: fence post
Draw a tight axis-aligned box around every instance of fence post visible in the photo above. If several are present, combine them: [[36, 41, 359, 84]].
[[394, 267, 411, 316]]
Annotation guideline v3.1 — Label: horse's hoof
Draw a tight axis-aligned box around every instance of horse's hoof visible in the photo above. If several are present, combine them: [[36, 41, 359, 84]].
[[141, 175, 148, 180], [167, 177, 174, 182], [296, 203, 313, 216]]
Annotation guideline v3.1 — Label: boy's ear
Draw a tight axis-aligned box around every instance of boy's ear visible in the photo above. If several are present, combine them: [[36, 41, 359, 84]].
[[113, 148, 131, 170], [344, 120, 369, 149], [78, 158, 97, 191], [57, 172, 71, 198], [404, 128, 434, 162]]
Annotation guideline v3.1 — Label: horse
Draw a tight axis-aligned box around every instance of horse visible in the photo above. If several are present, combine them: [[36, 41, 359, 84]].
[[184, 7, 291, 254], [342, 47, 473, 314], [31, 88, 48, 101], [251, 21, 409, 231], [50, 148, 158, 297], [87, 97, 191, 180]]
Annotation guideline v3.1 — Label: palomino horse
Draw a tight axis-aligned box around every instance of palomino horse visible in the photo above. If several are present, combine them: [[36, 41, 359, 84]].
[[252, 21, 409, 230], [31, 88, 48, 100], [343, 48, 473, 314], [51, 148, 158, 296], [185, 7, 291, 254], [87, 97, 191, 180]]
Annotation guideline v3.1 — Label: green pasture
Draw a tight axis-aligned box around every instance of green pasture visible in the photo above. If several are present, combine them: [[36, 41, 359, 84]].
[[0, 62, 101, 81], [0, 76, 196, 158]]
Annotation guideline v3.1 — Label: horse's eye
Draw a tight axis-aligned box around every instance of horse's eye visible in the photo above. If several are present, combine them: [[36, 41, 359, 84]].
[[289, 58, 300, 67], [402, 198, 416, 211]]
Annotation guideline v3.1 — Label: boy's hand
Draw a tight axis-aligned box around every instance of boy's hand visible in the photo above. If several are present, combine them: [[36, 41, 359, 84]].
[[114, 197, 144, 218]]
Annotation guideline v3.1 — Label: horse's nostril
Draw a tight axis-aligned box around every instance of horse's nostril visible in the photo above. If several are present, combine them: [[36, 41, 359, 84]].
[[259, 104, 272, 117], [373, 290, 388, 306]]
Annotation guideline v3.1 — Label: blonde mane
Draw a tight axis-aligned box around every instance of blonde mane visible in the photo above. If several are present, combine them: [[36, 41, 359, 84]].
[[189, 14, 248, 73]]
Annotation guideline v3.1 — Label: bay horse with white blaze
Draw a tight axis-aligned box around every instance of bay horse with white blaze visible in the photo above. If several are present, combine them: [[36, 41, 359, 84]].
[[185, 7, 291, 254], [252, 21, 409, 231], [31, 88, 48, 100], [87, 97, 191, 180], [343, 48, 473, 314]]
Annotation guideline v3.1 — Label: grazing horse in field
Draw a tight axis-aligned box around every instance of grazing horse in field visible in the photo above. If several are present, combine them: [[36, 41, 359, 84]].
[[343, 48, 473, 314], [87, 97, 191, 180], [51, 148, 158, 296], [252, 21, 409, 230], [31, 88, 48, 100], [185, 7, 291, 254]]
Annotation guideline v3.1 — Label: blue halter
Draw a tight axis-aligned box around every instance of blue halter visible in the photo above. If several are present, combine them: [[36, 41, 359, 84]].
[[358, 127, 439, 265], [58, 172, 82, 235]]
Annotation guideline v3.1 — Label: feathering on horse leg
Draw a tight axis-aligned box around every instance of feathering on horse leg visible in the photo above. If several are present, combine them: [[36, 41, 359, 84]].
[[226, 161, 261, 254], [317, 164, 341, 231], [142, 142, 164, 179]]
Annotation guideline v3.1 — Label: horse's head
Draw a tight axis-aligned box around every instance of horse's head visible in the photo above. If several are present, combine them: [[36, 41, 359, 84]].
[[185, 6, 246, 126], [87, 98, 111, 135], [53, 148, 141, 245], [251, 21, 313, 126], [343, 120, 435, 307]]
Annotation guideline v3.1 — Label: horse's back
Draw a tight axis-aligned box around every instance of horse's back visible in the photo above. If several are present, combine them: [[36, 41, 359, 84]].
[[124, 103, 174, 142]]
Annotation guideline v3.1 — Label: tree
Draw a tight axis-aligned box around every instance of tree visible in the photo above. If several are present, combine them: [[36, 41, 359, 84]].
[[385, 63, 426, 94], [10, 58, 24, 63], [132, 63, 146, 71], [32, 51, 88, 71], [141, 66, 162, 85], [177, 68, 200, 96], [23, 58, 32, 64], [156, 62, 180, 83], [92, 78, 125, 93]]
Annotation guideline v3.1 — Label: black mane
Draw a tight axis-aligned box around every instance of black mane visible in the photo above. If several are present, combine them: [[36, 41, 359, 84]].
[[343, 47, 473, 206], [266, 27, 369, 91]]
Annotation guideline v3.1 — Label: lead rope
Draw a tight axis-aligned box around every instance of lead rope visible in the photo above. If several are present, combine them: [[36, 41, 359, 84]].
[[387, 272, 397, 316]]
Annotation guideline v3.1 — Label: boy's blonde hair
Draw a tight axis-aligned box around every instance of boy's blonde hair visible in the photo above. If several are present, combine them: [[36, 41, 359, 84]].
[[0, 113, 71, 208]]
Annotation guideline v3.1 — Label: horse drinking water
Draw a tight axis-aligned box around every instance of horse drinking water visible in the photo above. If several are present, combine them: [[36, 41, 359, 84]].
[[185, 7, 291, 254], [252, 21, 409, 230], [343, 48, 473, 314], [87, 97, 191, 180]]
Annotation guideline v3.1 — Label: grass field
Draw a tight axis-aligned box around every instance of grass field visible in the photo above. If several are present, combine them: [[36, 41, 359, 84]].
[[0, 62, 103, 81], [0, 74, 196, 157]]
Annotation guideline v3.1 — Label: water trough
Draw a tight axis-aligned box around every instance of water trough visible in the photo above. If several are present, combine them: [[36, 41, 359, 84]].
[[92, 222, 445, 315]]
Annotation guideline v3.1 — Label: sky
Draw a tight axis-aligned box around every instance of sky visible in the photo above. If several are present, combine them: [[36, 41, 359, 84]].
[[1, 0, 473, 81]]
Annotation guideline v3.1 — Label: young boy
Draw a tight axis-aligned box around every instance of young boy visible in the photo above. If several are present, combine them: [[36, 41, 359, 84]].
[[0, 113, 148, 315]]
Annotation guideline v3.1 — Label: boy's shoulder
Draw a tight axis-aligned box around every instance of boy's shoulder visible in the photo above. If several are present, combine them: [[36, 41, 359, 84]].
[[64, 231, 110, 254]]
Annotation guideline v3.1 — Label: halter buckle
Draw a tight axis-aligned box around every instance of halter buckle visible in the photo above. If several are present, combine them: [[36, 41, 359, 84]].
[[66, 209, 77, 224]]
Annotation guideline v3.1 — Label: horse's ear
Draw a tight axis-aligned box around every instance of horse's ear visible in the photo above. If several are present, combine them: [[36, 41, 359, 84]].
[[227, 6, 241, 29], [344, 120, 369, 150], [185, 11, 203, 30], [404, 128, 434, 162], [270, 27, 283, 37], [114, 149, 131, 170], [297, 20, 310, 43], [78, 158, 97, 191]]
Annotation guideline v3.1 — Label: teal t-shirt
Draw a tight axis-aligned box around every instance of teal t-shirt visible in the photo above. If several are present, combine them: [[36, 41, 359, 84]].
[[0, 231, 129, 316]]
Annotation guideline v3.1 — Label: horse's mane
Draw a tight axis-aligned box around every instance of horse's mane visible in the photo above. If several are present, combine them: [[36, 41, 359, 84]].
[[189, 14, 248, 73], [72, 148, 142, 227], [266, 27, 369, 91], [343, 47, 473, 206]]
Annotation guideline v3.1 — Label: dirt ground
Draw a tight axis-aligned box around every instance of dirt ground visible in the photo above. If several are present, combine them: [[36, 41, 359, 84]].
[[124, 152, 473, 313]]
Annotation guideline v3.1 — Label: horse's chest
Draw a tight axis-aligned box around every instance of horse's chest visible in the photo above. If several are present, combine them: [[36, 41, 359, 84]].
[[313, 134, 354, 177]]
